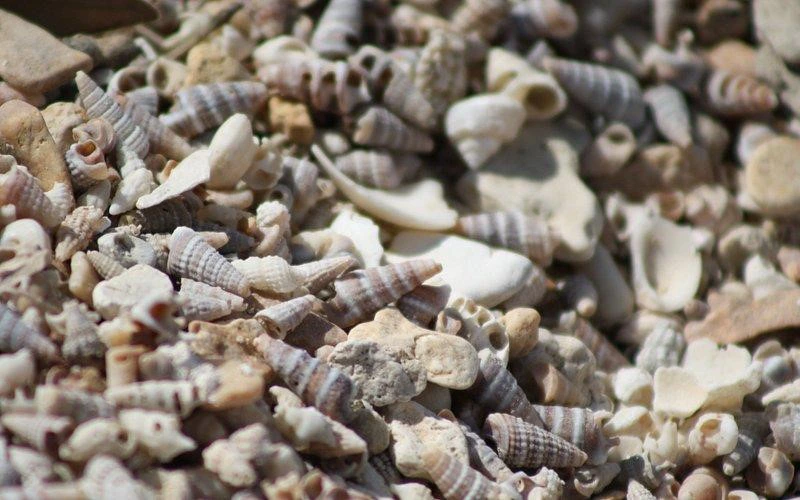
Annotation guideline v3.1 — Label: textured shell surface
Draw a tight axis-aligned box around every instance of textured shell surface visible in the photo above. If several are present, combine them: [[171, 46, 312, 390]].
[[483, 412, 588, 468], [310, 0, 362, 59], [0, 159, 62, 228], [109, 167, 154, 215], [352, 106, 434, 153], [643, 84, 692, 148], [456, 211, 559, 267], [168, 226, 250, 296], [421, 448, 520, 500]]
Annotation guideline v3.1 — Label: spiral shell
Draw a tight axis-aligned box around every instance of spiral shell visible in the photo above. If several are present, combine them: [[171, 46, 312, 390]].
[[510, 0, 578, 39], [533, 405, 615, 465], [119, 409, 196, 462], [397, 284, 451, 328], [0, 413, 73, 454], [255, 334, 355, 422], [310, 0, 362, 59], [580, 122, 637, 177], [59, 418, 136, 462], [414, 30, 468, 117], [324, 259, 442, 328], [451, 0, 510, 41], [292, 255, 358, 294], [723, 412, 769, 476], [542, 56, 647, 128], [57, 301, 106, 365], [55, 206, 110, 262], [643, 84, 692, 148], [160, 81, 268, 138], [0, 303, 59, 362], [65, 139, 117, 190], [75, 71, 149, 159], [105, 380, 204, 417], [86, 250, 126, 279], [168, 226, 250, 296], [351, 106, 434, 153], [35, 385, 115, 423], [109, 168, 154, 216], [634, 322, 686, 374], [421, 448, 519, 500], [116, 93, 194, 160], [0, 158, 62, 228], [82, 455, 154, 499], [483, 413, 588, 468], [73, 118, 116, 155], [334, 149, 420, 190], [559, 312, 630, 372], [455, 211, 559, 267], [704, 70, 778, 116], [231, 255, 303, 295], [255, 294, 318, 339]]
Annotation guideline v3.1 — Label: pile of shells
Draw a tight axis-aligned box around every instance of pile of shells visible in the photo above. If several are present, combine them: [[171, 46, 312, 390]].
[[2, 0, 800, 498]]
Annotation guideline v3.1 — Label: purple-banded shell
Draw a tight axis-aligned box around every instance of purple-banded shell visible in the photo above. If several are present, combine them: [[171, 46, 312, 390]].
[[254, 334, 355, 422], [0, 159, 62, 229], [533, 405, 616, 465], [116, 93, 194, 160], [704, 70, 778, 116], [75, 71, 150, 159], [324, 259, 442, 328], [0, 303, 59, 362], [168, 226, 250, 297], [255, 294, 318, 339], [421, 448, 519, 500], [160, 81, 268, 138], [542, 55, 647, 128], [643, 84, 692, 148], [310, 0, 362, 59], [351, 106, 434, 153], [104, 380, 204, 417], [438, 409, 514, 482], [455, 211, 559, 267], [334, 149, 419, 190], [397, 284, 451, 328], [483, 413, 588, 468]]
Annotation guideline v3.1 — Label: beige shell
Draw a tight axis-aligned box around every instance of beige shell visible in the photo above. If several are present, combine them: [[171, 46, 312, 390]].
[[0, 303, 59, 362], [0, 218, 51, 251], [178, 278, 246, 322], [542, 56, 647, 128], [292, 255, 358, 294], [202, 438, 258, 487], [313, 145, 457, 231], [685, 412, 739, 465], [273, 399, 367, 460], [745, 447, 794, 497], [105, 380, 204, 418], [0, 349, 35, 397], [34, 385, 114, 423], [0, 158, 62, 228], [119, 409, 196, 462], [414, 29, 468, 117], [1, 412, 73, 453], [455, 211, 558, 268], [136, 150, 210, 210], [106, 345, 147, 388], [231, 255, 303, 295], [7, 445, 56, 483], [643, 84, 692, 148], [252, 35, 317, 69], [55, 206, 110, 262], [580, 122, 637, 178], [45, 181, 75, 221], [352, 106, 434, 153], [207, 114, 257, 189], [168, 226, 250, 296], [146, 57, 188, 98], [559, 312, 630, 373], [55, 300, 105, 365], [445, 94, 526, 170], [397, 284, 451, 329], [86, 250, 126, 280], [65, 139, 117, 190], [484, 412, 588, 468], [59, 418, 137, 462], [109, 168, 154, 216], [79, 179, 112, 213], [652, 0, 681, 46], [310, 0, 362, 58], [704, 70, 778, 116], [448, 296, 510, 365], [486, 48, 567, 120], [97, 232, 157, 269], [73, 118, 116, 155], [92, 264, 174, 319]]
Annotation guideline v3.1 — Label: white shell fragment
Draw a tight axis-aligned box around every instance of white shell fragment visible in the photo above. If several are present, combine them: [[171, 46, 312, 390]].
[[207, 113, 257, 189], [91, 264, 174, 319], [136, 149, 211, 209]]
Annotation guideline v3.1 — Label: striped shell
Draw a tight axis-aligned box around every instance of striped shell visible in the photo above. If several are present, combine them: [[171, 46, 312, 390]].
[[542, 56, 647, 128], [160, 81, 268, 138], [259, 58, 370, 115], [231, 255, 303, 295], [414, 30, 468, 117], [292, 255, 357, 294], [72, 118, 116, 155], [421, 448, 519, 500], [723, 412, 769, 476], [510, 0, 578, 39], [323, 259, 442, 327], [55, 206, 109, 262], [560, 312, 630, 372], [351, 106, 434, 153], [35, 386, 115, 423], [104, 380, 204, 417], [439, 409, 514, 482], [456, 211, 559, 267], [0, 303, 59, 362], [483, 413, 588, 468], [86, 250, 125, 279], [0, 159, 62, 228], [334, 149, 419, 189], [704, 70, 778, 116], [254, 334, 355, 422], [168, 226, 250, 296], [65, 139, 117, 190], [643, 84, 692, 148], [0, 413, 73, 454], [309, 0, 362, 59], [116, 93, 194, 160], [534, 405, 615, 465], [255, 294, 318, 339], [396, 284, 451, 328]]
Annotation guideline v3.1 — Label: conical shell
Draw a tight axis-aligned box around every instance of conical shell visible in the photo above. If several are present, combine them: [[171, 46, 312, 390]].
[[324, 259, 442, 327], [652, 0, 681, 46], [704, 70, 778, 116], [108, 168, 153, 216], [723, 412, 769, 476], [421, 448, 518, 500], [58, 301, 106, 365], [120, 194, 200, 233], [510, 0, 578, 39], [439, 409, 514, 482], [254, 334, 355, 422], [59, 418, 136, 462], [483, 413, 588, 468], [160, 81, 268, 138], [349, 45, 437, 130], [533, 405, 615, 465], [65, 139, 117, 190], [255, 294, 318, 339], [542, 56, 647, 128], [559, 313, 630, 372], [643, 84, 692, 148], [82, 455, 154, 499], [231, 255, 302, 295], [75, 71, 150, 158], [745, 447, 793, 497], [35, 385, 115, 423], [168, 226, 250, 296], [450, 0, 510, 41], [334, 149, 418, 190], [86, 250, 126, 279], [292, 255, 358, 294], [397, 284, 451, 328], [104, 380, 204, 417], [115, 93, 194, 160], [414, 29, 468, 117], [455, 211, 559, 267], [55, 206, 109, 261], [352, 106, 434, 153], [0, 413, 73, 454], [0, 159, 62, 228], [445, 94, 526, 169], [528, 362, 588, 406], [309, 0, 362, 59], [0, 303, 59, 362], [72, 118, 116, 155], [580, 122, 637, 177]]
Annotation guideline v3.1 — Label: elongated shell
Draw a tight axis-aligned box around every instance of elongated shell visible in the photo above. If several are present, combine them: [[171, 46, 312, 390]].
[[255, 295, 318, 339], [643, 84, 692, 148], [309, 0, 362, 59], [455, 211, 559, 267], [86, 250, 126, 279], [82, 455, 154, 499], [510, 0, 578, 39], [160, 81, 268, 138], [397, 284, 451, 328], [414, 29, 468, 117], [445, 94, 526, 170], [0, 303, 59, 362], [104, 380, 204, 417], [704, 70, 778, 116], [0, 159, 62, 228], [118, 409, 196, 462], [324, 259, 442, 327], [168, 226, 250, 296], [75, 71, 149, 159], [254, 334, 355, 422], [533, 405, 615, 465], [116, 93, 194, 160], [421, 448, 519, 500], [35, 386, 115, 423], [59, 418, 136, 462], [542, 56, 647, 128], [292, 255, 358, 294], [334, 149, 419, 190], [0, 413, 73, 454], [231, 255, 302, 295], [723, 412, 769, 476], [484, 413, 588, 468], [559, 312, 630, 372], [451, 0, 510, 41], [352, 106, 434, 153], [55, 206, 109, 261]]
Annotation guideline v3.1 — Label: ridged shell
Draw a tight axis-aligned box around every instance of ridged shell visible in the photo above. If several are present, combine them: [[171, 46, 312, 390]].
[[310, 0, 362, 59], [86, 250, 126, 279], [510, 0, 578, 39], [254, 334, 355, 422], [115, 93, 194, 160], [255, 294, 318, 339], [292, 255, 358, 294], [439, 409, 514, 482], [0, 413, 73, 454], [351, 106, 434, 153], [397, 284, 451, 328], [334, 149, 419, 190], [324, 259, 442, 327], [119, 194, 200, 233], [57, 301, 106, 365], [414, 30, 468, 116], [723, 412, 769, 476], [72, 118, 117, 155], [704, 70, 778, 116], [768, 403, 800, 461], [168, 226, 250, 296], [109, 168, 154, 216], [160, 81, 268, 138], [627, 479, 657, 500], [65, 139, 117, 190], [231, 255, 302, 295], [178, 278, 245, 322], [451, 0, 510, 41], [421, 448, 519, 500], [119, 409, 196, 462], [104, 380, 204, 417], [0, 159, 62, 228], [533, 405, 614, 465], [559, 312, 630, 372], [0, 303, 59, 362], [542, 56, 647, 128], [455, 211, 559, 267], [55, 206, 109, 261], [643, 84, 692, 148], [35, 385, 115, 423], [75, 71, 150, 159], [82, 455, 154, 499], [59, 418, 136, 462], [483, 413, 588, 468]]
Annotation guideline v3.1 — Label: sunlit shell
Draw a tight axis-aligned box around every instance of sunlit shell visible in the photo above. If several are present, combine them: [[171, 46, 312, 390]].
[[109, 168, 154, 216], [55, 206, 110, 262], [643, 84, 692, 148], [483, 412, 588, 468], [534, 405, 615, 465], [105, 380, 204, 417], [59, 418, 136, 462], [168, 226, 250, 296], [456, 211, 558, 267], [334, 149, 420, 190], [231, 255, 302, 295], [421, 448, 518, 500], [115, 93, 194, 160], [351, 106, 434, 153], [73, 118, 116, 155], [292, 255, 358, 294], [119, 409, 196, 462], [65, 139, 117, 190], [0, 158, 62, 228], [255, 294, 318, 339], [397, 284, 451, 328], [0, 412, 73, 454], [704, 70, 778, 116]]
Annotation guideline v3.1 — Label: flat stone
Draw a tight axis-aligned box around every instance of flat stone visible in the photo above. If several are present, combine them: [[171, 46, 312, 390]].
[[41, 102, 87, 155], [456, 118, 601, 262], [0, 10, 93, 94], [388, 231, 533, 307], [745, 136, 800, 216], [0, 100, 72, 190]]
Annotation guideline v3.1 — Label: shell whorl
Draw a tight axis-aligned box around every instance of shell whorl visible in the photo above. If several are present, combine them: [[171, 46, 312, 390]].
[[167, 226, 250, 296]]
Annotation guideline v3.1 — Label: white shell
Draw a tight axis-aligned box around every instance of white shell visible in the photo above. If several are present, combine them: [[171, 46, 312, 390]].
[[447, 296, 510, 365], [0, 349, 35, 397], [231, 256, 303, 294], [45, 182, 75, 221], [612, 367, 654, 406], [92, 264, 175, 319], [682, 339, 761, 411], [329, 210, 384, 267], [685, 412, 738, 465], [207, 114, 258, 190], [486, 48, 567, 120], [445, 94, 526, 170], [78, 180, 112, 213], [119, 409, 196, 462], [252, 36, 317, 69], [136, 150, 210, 210], [0, 219, 51, 251], [109, 168, 154, 216], [313, 145, 458, 231]]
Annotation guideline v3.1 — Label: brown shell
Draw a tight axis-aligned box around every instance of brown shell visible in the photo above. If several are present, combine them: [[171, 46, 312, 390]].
[[421, 448, 518, 500], [292, 255, 358, 294], [533, 405, 615, 465], [396, 284, 451, 328], [351, 106, 434, 153], [168, 226, 250, 297], [703, 70, 778, 116], [483, 412, 588, 468], [0, 160, 62, 229], [455, 211, 559, 267]]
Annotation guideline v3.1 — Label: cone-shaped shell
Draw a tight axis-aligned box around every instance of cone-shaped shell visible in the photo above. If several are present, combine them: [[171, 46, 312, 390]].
[[86, 250, 126, 279], [533, 405, 616, 465], [115, 93, 194, 160], [723, 412, 769, 476], [292, 255, 358, 294], [55, 206, 109, 262], [104, 380, 204, 418], [167, 226, 250, 296], [421, 448, 518, 500], [75, 71, 149, 158], [1, 413, 73, 454], [542, 56, 646, 128], [483, 413, 588, 468], [510, 0, 578, 39], [451, 0, 510, 41], [254, 334, 355, 422], [231, 255, 303, 295], [704, 70, 778, 116], [396, 284, 451, 328], [324, 259, 442, 327], [644, 84, 692, 148], [0, 159, 62, 228], [0, 303, 59, 362], [255, 295, 318, 339], [455, 211, 559, 267], [310, 0, 362, 59], [352, 106, 434, 153], [334, 149, 417, 190], [560, 312, 631, 372]]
